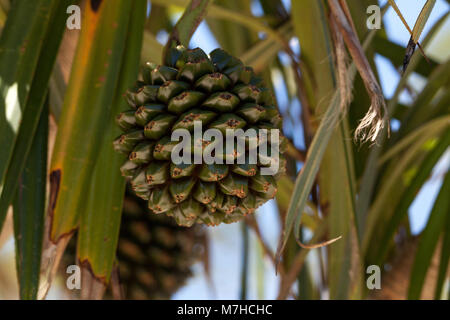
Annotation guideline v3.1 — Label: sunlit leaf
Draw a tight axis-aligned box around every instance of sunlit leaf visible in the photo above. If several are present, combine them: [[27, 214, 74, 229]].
[[76, 0, 146, 288], [49, 0, 135, 243]]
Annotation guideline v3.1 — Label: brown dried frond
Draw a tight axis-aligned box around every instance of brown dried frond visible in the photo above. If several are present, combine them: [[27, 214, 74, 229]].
[[354, 93, 389, 144], [328, 0, 390, 143]]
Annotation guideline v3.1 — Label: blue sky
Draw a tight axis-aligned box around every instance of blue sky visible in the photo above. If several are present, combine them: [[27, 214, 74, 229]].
[[171, 0, 450, 300]]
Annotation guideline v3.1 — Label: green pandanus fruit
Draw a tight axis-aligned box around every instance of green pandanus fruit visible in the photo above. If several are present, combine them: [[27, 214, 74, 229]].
[[114, 46, 286, 226], [117, 189, 204, 299]]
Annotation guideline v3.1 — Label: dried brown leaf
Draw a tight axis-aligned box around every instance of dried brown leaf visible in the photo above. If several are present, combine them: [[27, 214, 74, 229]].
[[328, 0, 389, 143]]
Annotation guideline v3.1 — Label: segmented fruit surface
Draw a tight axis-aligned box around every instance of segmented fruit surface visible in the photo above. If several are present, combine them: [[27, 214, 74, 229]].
[[114, 46, 286, 226], [117, 189, 204, 300]]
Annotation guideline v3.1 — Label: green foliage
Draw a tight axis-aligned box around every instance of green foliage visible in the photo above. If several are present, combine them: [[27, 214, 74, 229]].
[[13, 104, 48, 300], [77, 0, 147, 284], [0, 0, 447, 300], [0, 0, 59, 230]]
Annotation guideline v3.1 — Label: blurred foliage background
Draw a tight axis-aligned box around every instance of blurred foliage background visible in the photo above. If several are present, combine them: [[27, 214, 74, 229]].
[[0, 0, 448, 300]]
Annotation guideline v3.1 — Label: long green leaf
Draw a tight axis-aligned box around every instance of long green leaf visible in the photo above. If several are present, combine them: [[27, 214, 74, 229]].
[[277, 0, 336, 255], [374, 129, 450, 265], [379, 116, 450, 165], [13, 103, 48, 300], [276, 80, 344, 261], [0, 0, 55, 230], [290, 0, 335, 108], [0, 0, 70, 234], [363, 131, 438, 254], [408, 169, 449, 299], [77, 0, 146, 285], [277, 0, 367, 262], [49, 0, 134, 243], [394, 60, 450, 141], [326, 120, 362, 299]]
